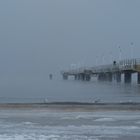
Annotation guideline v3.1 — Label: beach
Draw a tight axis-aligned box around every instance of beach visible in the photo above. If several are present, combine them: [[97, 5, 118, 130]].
[[0, 102, 140, 111], [0, 103, 140, 140]]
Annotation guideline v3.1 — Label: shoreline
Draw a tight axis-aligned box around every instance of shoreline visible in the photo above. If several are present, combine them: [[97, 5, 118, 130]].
[[0, 102, 140, 111]]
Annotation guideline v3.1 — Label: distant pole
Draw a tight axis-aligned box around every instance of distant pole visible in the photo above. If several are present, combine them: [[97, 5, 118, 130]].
[[102, 54, 105, 65], [118, 46, 122, 61], [109, 52, 113, 63], [70, 64, 74, 70], [72, 64, 76, 69], [130, 42, 134, 59], [77, 62, 80, 68], [95, 56, 98, 66], [49, 74, 53, 80]]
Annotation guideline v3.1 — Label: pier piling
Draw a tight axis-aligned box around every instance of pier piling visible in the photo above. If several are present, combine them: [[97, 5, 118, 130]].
[[124, 72, 132, 83], [138, 73, 140, 84], [62, 58, 140, 84], [116, 72, 121, 83], [63, 74, 68, 80], [107, 73, 113, 82]]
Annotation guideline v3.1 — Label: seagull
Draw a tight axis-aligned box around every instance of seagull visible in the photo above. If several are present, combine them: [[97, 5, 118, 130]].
[[92, 98, 101, 103], [44, 98, 49, 103]]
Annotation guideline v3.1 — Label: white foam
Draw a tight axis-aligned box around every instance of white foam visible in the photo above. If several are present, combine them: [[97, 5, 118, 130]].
[[21, 121, 37, 125], [75, 115, 93, 119], [61, 116, 76, 120], [135, 121, 140, 124], [0, 125, 139, 140], [0, 134, 58, 140], [94, 117, 116, 122], [0, 134, 99, 140], [61, 114, 94, 120]]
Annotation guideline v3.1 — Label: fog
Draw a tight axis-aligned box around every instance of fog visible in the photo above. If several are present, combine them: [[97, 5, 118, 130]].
[[0, 0, 140, 100]]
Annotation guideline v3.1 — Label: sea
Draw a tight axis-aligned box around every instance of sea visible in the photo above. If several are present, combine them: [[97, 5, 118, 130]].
[[0, 109, 140, 140], [0, 74, 140, 139], [0, 74, 140, 103]]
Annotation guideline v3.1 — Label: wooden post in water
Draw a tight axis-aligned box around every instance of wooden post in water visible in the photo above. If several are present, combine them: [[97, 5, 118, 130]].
[[106, 73, 112, 82], [138, 73, 140, 84], [63, 74, 68, 80], [124, 71, 132, 83], [116, 72, 121, 83]]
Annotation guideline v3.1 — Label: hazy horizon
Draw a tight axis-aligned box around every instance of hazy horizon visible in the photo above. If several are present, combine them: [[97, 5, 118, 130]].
[[0, 0, 140, 99], [0, 1, 140, 74]]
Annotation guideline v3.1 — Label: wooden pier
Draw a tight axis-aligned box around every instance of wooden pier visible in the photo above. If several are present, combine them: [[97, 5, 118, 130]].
[[62, 58, 140, 84]]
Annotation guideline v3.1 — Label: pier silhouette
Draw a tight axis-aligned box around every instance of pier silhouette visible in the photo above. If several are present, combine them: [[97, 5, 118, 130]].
[[62, 58, 140, 84]]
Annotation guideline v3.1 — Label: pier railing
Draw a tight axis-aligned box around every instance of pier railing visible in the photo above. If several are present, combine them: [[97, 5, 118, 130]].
[[62, 58, 140, 84], [62, 58, 140, 75], [92, 58, 140, 73]]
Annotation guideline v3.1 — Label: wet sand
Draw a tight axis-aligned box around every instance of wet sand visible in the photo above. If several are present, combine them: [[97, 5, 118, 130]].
[[0, 102, 140, 112], [0, 103, 140, 139]]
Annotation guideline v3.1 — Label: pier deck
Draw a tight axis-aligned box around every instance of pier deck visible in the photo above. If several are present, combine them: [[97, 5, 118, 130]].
[[62, 58, 140, 84]]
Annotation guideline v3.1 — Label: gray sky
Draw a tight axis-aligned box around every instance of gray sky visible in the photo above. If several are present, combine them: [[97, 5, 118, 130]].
[[0, 0, 140, 77]]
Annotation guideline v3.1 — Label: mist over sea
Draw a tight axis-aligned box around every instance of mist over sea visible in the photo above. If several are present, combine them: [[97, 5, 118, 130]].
[[0, 73, 140, 103], [0, 0, 140, 139]]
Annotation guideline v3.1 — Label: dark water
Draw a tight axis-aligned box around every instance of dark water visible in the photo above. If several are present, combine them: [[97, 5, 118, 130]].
[[0, 74, 140, 103]]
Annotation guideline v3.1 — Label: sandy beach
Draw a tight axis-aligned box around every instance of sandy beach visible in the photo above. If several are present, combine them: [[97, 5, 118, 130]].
[[0, 103, 140, 112]]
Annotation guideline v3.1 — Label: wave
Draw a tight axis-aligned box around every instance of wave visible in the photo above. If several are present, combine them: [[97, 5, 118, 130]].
[[94, 117, 116, 122]]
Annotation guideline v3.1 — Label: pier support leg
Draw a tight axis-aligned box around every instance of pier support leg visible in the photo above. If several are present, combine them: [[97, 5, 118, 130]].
[[138, 73, 140, 84], [116, 73, 121, 83], [80, 74, 85, 81], [74, 75, 78, 80], [85, 74, 91, 81], [98, 74, 101, 81], [78, 74, 81, 80], [63, 74, 68, 80], [107, 73, 112, 82], [124, 72, 132, 83], [98, 73, 106, 81]]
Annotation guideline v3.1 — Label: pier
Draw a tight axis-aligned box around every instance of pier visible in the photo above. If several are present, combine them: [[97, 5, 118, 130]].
[[62, 58, 140, 84]]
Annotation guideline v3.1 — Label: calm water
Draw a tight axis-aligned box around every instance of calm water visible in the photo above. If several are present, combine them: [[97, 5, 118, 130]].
[[0, 74, 140, 103]]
